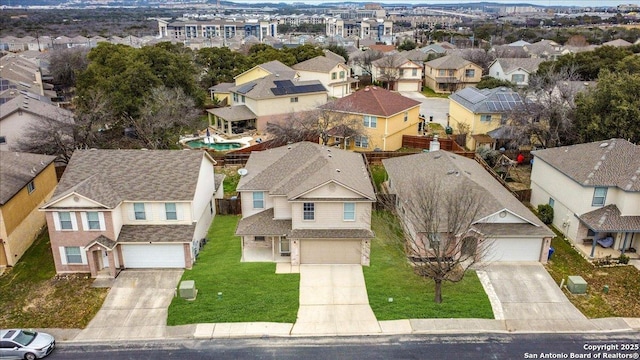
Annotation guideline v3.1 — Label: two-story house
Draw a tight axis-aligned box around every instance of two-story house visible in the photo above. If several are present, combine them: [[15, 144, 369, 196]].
[[292, 55, 354, 98], [448, 87, 524, 151], [488, 58, 544, 87], [371, 54, 423, 92], [235, 142, 376, 266], [530, 139, 640, 259], [1, 152, 57, 268], [207, 60, 328, 135], [319, 86, 421, 151], [423, 55, 482, 94], [383, 151, 553, 263], [40, 149, 224, 278]]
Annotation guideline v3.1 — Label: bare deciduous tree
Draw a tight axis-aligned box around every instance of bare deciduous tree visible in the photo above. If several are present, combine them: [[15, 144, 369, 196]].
[[49, 47, 89, 98], [373, 54, 404, 90], [378, 177, 492, 303], [351, 49, 384, 77], [130, 86, 200, 150], [13, 111, 77, 164]]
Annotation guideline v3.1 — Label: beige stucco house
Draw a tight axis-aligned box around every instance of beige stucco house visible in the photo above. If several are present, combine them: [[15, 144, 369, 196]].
[[530, 139, 640, 259], [40, 149, 224, 278], [0, 152, 57, 267], [424, 55, 482, 94], [292, 55, 355, 98], [488, 58, 544, 87], [371, 53, 423, 92], [319, 86, 421, 151], [235, 141, 376, 265], [383, 151, 553, 263], [448, 87, 524, 151]]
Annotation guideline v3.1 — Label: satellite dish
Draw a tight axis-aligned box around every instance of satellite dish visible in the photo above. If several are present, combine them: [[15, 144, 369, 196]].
[[237, 168, 248, 176]]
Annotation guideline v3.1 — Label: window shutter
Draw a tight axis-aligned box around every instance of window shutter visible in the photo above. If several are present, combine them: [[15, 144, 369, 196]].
[[80, 212, 88, 231], [70, 212, 78, 230], [53, 212, 61, 231], [98, 212, 106, 231], [59, 247, 67, 265], [79, 248, 88, 265]]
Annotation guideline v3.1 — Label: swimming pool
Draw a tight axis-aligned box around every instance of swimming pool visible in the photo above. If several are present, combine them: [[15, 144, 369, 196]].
[[186, 140, 243, 151]]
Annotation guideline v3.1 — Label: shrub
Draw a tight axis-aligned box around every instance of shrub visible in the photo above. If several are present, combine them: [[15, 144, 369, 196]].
[[537, 204, 554, 224], [618, 254, 630, 264]]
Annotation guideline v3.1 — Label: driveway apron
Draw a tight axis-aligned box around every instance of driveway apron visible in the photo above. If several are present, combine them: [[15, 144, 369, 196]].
[[291, 265, 381, 336], [481, 263, 595, 332], [75, 269, 183, 341]]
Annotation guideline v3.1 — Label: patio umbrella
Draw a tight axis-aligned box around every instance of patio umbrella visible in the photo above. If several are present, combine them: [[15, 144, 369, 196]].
[[206, 127, 211, 138]]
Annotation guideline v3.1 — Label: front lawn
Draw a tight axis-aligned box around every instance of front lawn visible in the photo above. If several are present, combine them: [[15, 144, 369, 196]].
[[167, 215, 300, 325], [545, 234, 640, 318], [363, 212, 494, 320], [0, 230, 107, 328], [421, 87, 450, 99]]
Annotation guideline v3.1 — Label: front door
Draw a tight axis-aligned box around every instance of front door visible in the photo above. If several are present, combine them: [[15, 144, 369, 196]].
[[102, 250, 109, 268], [279, 238, 291, 256]]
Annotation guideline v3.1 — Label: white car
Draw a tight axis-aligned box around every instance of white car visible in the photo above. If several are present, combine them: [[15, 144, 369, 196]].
[[0, 329, 55, 360]]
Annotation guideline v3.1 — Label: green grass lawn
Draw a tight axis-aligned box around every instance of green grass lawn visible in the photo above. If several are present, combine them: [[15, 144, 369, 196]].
[[167, 215, 300, 325], [421, 87, 450, 99], [0, 230, 107, 328], [363, 212, 494, 320], [545, 232, 640, 318], [369, 165, 387, 192]]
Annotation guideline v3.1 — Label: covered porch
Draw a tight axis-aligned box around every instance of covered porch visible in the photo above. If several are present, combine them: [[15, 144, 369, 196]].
[[236, 208, 293, 263], [206, 105, 257, 136], [576, 205, 640, 259]]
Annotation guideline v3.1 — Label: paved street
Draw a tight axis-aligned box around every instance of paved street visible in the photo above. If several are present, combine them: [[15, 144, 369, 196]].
[[400, 91, 451, 128]]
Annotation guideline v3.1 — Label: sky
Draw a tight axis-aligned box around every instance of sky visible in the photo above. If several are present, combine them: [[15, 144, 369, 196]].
[[229, 0, 636, 7]]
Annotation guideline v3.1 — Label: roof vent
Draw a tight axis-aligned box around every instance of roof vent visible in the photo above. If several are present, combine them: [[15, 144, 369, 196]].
[[237, 168, 248, 176], [328, 154, 332, 158], [447, 170, 456, 175], [599, 142, 609, 148], [336, 169, 341, 172]]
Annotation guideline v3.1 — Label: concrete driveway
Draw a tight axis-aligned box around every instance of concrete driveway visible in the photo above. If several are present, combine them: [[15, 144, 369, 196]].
[[75, 269, 183, 341], [399, 91, 450, 129], [479, 263, 595, 332], [291, 265, 381, 336]]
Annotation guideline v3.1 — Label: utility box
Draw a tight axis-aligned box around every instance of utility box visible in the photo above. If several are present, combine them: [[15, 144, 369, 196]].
[[567, 276, 587, 294], [179, 280, 197, 300]]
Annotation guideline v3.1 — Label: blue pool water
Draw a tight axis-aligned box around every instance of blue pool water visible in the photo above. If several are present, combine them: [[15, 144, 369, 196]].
[[186, 140, 242, 151]]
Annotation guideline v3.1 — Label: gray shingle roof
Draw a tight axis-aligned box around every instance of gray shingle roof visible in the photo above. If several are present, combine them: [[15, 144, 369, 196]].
[[449, 86, 524, 114], [206, 105, 256, 121], [237, 141, 376, 201], [292, 55, 342, 72], [289, 228, 374, 239], [259, 60, 294, 74], [0, 152, 56, 205], [48, 149, 215, 208], [383, 151, 551, 236], [85, 235, 117, 250], [425, 54, 475, 69], [117, 224, 196, 243], [210, 82, 234, 92], [532, 139, 640, 191], [578, 205, 640, 232], [228, 73, 326, 100], [235, 208, 292, 236], [493, 58, 544, 74], [0, 95, 74, 121]]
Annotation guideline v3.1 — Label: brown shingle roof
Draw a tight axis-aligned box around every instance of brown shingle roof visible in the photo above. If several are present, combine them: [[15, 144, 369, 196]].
[[368, 44, 396, 53], [49, 149, 214, 207], [493, 58, 544, 74], [532, 139, 640, 191], [235, 208, 292, 236], [0, 152, 56, 205], [117, 224, 196, 243], [578, 205, 640, 232], [292, 55, 343, 72], [322, 86, 420, 118], [426, 54, 475, 69], [289, 228, 374, 239], [237, 141, 375, 201]]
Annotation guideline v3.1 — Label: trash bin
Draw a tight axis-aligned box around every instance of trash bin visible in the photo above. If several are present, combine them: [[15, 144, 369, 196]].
[[548, 246, 555, 260], [445, 126, 453, 135]]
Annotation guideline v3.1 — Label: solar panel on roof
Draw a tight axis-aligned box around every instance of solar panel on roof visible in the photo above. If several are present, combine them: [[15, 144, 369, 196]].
[[458, 88, 486, 104], [273, 79, 294, 88], [236, 83, 256, 94], [270, 83, 326, 96]]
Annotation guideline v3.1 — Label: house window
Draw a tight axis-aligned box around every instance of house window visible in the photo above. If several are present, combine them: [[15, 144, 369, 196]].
[[399, 69, 405, 76], [412, 68, 417, 76], [332, 72, 337, 80], [339, 71, 345, 79], [438, 69, 446, 76], [253, 192, 264, 209], [134, 203, 146, 220], [363, 115, 377, 128], [233, 93, 238, 102], [465, 69, 475, 78], [65, 247, 83, 264], [343, 203, 355, 221], [290, 97, 298, 103], [255, 236, 265, 241], [592, 187, 607, 206], [165, 203, 177, 220], [86, 212, 101, 230], [27, 180, 35, 193], [0, 136, 6, 144], [303, 202, 315, 220], [404, 111, 408, 122], [511, 74, 525, 83], [241, 95, 246, 103], [280, 238, 290, 255], [480, 114, 492, 122], [548, 198, 555, 208], [59, 212, 73, 230], [354, 136, 369, 148]]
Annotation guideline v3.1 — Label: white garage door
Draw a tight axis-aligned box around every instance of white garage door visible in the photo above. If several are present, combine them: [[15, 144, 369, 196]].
[[489, 238, 542, 262], [121, 244, 186, 268], [398, 81, 419, 92], [300, 240, 362, 264]]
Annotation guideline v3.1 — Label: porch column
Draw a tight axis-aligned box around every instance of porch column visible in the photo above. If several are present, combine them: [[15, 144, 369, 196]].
[[227, 119, 233, 135], [108, 251, 117, 278], [590, 232, 598, 258], [207, 111, 212, 127], [621, 233, 629, 254]]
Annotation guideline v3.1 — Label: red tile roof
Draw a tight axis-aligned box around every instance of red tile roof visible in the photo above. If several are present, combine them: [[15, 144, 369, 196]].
[[368, 44, 397, 53], [323, 86, 421, 117]]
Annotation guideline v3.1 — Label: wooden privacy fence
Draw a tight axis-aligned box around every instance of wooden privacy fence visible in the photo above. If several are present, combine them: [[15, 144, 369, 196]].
[[401, 135, 475, 159], [475, 155, 531, 202], [216, 197, 242, 215]]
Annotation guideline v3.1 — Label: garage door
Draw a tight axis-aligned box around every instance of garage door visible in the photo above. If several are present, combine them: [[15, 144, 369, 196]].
[[121, 244, 186, 268], [398, 81, 419, 92], [300, 240, 362, 264], [490, 238, 542, 262]]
